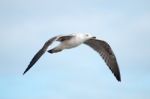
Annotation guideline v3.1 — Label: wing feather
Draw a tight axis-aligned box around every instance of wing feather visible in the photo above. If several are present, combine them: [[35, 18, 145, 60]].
[[23, 36, 58, 75], [84, 39, 121, 81]]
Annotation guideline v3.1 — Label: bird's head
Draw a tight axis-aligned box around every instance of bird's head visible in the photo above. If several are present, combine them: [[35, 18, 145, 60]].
[[72, 33, 96, 41], [84, 33, 96, 40]]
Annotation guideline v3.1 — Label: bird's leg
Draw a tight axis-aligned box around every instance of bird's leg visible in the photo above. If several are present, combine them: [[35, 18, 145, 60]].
[[48, 48, 62, 54]]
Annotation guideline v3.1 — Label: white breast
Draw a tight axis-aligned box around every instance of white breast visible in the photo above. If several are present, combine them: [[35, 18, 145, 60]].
[[59, 35, 86, 49]]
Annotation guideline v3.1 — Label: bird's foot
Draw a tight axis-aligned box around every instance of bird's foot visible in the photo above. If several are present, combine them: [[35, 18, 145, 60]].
[[48, 49, 62, 54], [48, 49, 54, 54]]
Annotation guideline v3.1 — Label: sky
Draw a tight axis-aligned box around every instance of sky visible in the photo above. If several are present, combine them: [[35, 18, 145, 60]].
[[0, 0, 150, 99]]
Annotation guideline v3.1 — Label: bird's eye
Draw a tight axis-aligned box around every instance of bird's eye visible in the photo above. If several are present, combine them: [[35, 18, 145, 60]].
[[86, 34, 89, 36]]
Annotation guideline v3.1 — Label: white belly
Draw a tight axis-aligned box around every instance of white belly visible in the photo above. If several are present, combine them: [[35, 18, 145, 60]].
[[57, 36, 85, 49]]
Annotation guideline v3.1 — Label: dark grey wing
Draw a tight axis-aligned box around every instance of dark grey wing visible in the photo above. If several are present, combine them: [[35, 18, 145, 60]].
[[23, 36, 58, 75], [84, 39, 121, 81], [56, 35, 74, 42]]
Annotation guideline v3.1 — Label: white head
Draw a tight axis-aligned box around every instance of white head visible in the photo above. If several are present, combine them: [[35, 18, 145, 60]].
[[72, 33, 96, 41], [83, 33, 96, 39]]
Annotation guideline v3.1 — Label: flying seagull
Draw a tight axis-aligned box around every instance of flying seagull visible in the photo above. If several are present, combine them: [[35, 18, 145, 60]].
[[23, 33, 121, 81]]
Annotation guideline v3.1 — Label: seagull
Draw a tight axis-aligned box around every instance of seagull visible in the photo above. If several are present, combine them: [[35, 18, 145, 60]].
[[23, 33, 121, 81]]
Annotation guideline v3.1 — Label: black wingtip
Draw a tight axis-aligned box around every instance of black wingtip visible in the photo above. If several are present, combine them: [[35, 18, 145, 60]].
[[23, 72, 26, 75], [118, 79, 121, 82], [23, 70, 27, 75], [22, 65, 32, 75], [116, 75, 121, 82]]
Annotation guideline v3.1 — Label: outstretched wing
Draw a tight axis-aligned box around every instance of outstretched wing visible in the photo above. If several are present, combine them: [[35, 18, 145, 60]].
[[23, 36, 58, 75], [84, 38, 121, 81]]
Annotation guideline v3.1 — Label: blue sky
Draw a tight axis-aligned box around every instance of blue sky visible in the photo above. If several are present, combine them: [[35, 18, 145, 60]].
[[0, 0, 150, 99]]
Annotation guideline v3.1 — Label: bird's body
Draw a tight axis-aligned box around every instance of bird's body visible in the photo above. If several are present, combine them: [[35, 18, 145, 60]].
[[50, 33, 94, 53], [23, 33, 121, 81]]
